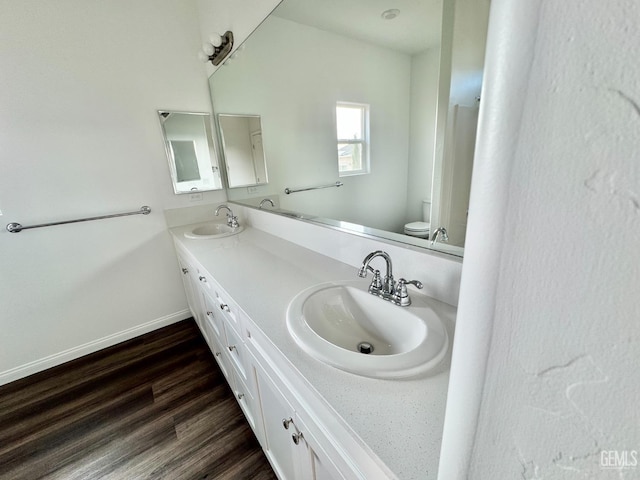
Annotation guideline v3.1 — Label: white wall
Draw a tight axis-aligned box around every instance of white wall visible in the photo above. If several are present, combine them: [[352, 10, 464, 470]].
[[210, 16, 412, 233], [440, 0, 640, 477], [0, 0, 227, 384], [433, 0, 490, 247], [406, 48, 440, 225], [219, 115, 256, 186], [448, 0, 490, 108]]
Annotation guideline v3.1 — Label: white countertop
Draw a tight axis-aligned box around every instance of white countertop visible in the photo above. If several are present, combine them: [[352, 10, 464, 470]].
[[170, 224, 456, 480]]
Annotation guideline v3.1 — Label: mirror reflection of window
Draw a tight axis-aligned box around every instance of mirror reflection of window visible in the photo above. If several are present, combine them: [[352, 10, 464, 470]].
[[336, 102, 370, 176], [170, 140, 201, 182]]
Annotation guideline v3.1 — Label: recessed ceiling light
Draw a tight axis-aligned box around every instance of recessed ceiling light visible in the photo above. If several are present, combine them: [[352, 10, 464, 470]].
[[381, 9, 401, 20]]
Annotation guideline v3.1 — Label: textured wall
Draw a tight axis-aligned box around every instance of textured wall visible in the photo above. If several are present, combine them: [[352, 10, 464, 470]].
[[442, 0, 640, 477]]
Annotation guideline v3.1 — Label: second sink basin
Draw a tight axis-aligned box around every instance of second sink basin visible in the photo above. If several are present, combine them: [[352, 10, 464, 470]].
[[184, 222, 244, 239], [286, 281, 448, 378]]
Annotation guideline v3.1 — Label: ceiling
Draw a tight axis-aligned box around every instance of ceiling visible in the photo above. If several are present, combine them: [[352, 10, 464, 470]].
[[273, 0, 444, 55]]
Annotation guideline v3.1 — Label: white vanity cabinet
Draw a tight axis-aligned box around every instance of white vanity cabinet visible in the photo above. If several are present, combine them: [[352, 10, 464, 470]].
[[177, 247, 265, 447], [173, 241, 394, 480], [206, 284, 264, 444]]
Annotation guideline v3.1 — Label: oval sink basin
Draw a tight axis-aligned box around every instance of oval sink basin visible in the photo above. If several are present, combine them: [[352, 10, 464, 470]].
[[184, 223, 244, 239], [286, 281, 448, 378]]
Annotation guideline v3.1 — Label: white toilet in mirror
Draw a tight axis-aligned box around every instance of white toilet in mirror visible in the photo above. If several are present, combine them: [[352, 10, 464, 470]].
[[404, 200, 431, 239]]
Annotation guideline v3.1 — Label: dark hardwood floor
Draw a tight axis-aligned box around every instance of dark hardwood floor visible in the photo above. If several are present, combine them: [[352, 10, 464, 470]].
[[0, 320, 277, 480]]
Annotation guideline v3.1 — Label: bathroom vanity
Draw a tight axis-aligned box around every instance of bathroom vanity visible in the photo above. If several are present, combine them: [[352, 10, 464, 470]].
[[170, 223, 456, 479]]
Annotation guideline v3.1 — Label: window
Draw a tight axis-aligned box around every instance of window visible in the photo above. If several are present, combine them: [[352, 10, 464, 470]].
[[336, 102, 369, 176]]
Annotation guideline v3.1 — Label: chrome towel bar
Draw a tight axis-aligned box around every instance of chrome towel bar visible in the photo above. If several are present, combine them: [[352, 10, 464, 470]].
[[284, 181, 343, 195], [6, 206, 151, 233]]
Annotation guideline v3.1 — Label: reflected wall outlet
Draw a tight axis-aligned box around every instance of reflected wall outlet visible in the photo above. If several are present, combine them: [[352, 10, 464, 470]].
[[247, 186, 258, 194], [189, 193, 203, 202]]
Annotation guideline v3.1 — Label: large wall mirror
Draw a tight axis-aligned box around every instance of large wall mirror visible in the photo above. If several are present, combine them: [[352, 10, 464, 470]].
[[209, 0, 490, 257], [158, 111, 223, 194]]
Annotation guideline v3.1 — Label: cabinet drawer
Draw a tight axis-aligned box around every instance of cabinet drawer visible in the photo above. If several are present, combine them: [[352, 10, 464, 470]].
[[202, 292, 225, 341], [209, 330, 234, 388], [225, 322, 249, 383], [214, 288, 243, 337], [195, 268, 215, 294]]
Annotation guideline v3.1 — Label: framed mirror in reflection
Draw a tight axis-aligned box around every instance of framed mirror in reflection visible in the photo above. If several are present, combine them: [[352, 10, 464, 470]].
[[217, 114, 268, 188], [209, 0, 490, 257], [157, 111, 223, 194]]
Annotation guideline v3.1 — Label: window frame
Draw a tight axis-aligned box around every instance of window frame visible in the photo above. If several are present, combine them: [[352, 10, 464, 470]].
[[336, 101, 370, 177]]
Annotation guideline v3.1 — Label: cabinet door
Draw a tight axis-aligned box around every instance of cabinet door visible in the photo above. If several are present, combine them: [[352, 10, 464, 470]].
[[294, 414, 346, 480], [231, 367, 265, 447], [254, 364, 301, 480]]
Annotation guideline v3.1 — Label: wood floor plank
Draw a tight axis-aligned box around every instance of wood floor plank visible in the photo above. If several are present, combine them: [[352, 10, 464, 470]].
[[0, 322, 197, 413], [0, 319, 276, 480]]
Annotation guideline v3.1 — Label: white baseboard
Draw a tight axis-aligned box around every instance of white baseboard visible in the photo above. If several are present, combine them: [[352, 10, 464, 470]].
[[0, 310, 192, 387]]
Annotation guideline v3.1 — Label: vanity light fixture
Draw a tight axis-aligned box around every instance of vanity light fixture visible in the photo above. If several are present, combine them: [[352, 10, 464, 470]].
[[198, 31, 234, 66], [381, 9, 400, 20]]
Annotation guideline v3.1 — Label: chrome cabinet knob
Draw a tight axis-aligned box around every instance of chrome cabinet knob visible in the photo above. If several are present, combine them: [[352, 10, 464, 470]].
[[215, 351, 221, 357], [181, 268, 188, 274], [282, 418, 293, 430], [219, 303, 230, 312], [228, 345, 236, 352], [199, 276, 206, 282], [237, 393, 245, 400], [291, 432, 303, 445], [206, 311, 213, 316]]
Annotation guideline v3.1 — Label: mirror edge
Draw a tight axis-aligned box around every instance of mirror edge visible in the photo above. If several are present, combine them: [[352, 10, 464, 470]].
[[229, 199, 465, 259]]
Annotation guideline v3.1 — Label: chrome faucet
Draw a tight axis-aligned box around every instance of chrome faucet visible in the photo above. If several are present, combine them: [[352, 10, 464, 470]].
[[259, 198, 275, 209], [215, 204, 239, 228], [358, 250, 394, 297], [430, 227, 449, 245], [358, 250, 423, 306]]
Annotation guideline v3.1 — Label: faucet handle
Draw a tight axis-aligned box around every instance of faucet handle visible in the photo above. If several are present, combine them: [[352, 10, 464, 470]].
[[393, 278, 423, 307], [228, 215, 239, 228], [368, 269, 383, 295]]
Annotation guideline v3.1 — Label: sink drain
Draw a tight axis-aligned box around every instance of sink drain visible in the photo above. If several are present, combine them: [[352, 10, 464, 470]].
[[357, 342, 374, 354]]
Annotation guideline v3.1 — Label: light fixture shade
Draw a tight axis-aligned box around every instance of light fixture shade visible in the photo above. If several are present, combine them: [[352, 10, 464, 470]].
[[197, 31, 234, 67], [202, 43, 215, 56], [209, 33, 222, 48]]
